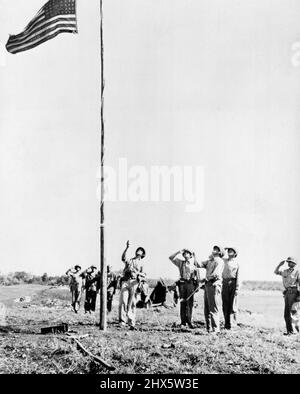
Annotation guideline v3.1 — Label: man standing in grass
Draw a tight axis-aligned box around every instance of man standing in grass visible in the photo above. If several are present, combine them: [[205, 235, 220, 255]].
[[107, 265, 118, 313], [222, 247, 240, 329], [274, 257, 300, 335], [119, 241, 146, 330], [169, 249, 199, 329], [199, 246, 225, 334], [66, 265, 84, 313], [83, 265, 98, 314]]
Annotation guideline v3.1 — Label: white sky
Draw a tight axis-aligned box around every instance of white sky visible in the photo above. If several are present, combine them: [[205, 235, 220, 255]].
[[1, 0, 300, 280]]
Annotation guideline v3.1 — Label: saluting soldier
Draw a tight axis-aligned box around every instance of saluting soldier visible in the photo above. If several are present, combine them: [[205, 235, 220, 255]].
[[119, 241, 146, 330], [222, 247, 240, 329], [66, 265, 84, 313], [83, 265, 98, 313], [107, 265, 118, 313], [169, 249, 200, 329], [198, 245, 225, 334], [274, 257, 300, 335]]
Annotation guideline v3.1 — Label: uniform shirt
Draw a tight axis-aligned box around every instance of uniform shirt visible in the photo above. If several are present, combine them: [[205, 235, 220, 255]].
[[107, 271, 118, 290], [67, 270, 84, 290], [223, 258, 240, 291], [199, 257, 224, 285], [123, 255, 145, 281], [278, 267, 300, 289], [93, 270, 117, 292], [85, 271, 98, 292], [171, 257, 199, 280]]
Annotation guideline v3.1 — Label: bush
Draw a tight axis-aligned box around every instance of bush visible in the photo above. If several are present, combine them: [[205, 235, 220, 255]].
[[0, 271, 283, 291], [0, 272, 65, 286], [41, 273, 48, 283]]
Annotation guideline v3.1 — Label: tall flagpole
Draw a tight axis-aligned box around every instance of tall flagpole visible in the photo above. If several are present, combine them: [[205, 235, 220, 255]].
[[99, 0, 107, 331]]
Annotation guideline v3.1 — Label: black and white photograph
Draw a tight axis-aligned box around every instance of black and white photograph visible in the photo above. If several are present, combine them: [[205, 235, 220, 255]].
[[0, 0, 300, 380]]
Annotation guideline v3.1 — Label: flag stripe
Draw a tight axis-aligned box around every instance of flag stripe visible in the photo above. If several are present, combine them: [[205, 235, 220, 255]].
[[9, 13, 45, 42], [14, 8, 45, 37], [6, 0, 78, 54], [7, 28, 77, 55], [8, 13, 76, 44], [6, 24, 77, 54], [19, 9, 44, 35], [7, 16, 77, 48]]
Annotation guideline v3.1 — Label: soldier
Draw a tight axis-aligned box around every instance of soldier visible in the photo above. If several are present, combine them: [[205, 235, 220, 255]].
[[119, 241, 146, 329], [136, 280, 149, 308], [169, 249, 200, 329], [83, 266, 98, 313], [66, 265, 84, 313], [274, 257, 300, 335], [222, 247, 240, 329], [107, 265, 118, 313], [198, 245, 225, 334]]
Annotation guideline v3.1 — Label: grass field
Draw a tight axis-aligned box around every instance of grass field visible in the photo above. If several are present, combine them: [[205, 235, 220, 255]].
[[0, 284, 45, 307], [0, 285, 299, 374]]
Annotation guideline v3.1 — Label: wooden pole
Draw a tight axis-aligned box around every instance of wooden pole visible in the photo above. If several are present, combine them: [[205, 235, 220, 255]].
[[99, 0, 107, 331]]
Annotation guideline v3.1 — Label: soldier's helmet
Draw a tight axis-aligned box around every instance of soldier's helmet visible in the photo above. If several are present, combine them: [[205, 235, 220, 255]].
[[182, 249, 193, 258], [225, 247, 238, 258], [213, 245, 226, 258], [287, 257, 297, 265], [135, 247, 146, 259]]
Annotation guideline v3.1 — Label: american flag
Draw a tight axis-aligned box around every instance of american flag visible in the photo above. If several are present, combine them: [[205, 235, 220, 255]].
[[6, 0, 78, 54]]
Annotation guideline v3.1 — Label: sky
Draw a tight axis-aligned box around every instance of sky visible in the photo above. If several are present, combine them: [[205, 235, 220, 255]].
[[0, 0, 300, 281]]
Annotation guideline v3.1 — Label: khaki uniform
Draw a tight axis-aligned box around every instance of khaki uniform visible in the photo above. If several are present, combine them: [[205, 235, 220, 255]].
[[171, 257, 198, 326], [119, 256, 145, 327], [222, 258, 240, 329], [200, 257, 224, 333], [107, 271, 118, 312], [277, 267, 300, 334], [84, 271, 98, 313], [67, 270, 84, 313]]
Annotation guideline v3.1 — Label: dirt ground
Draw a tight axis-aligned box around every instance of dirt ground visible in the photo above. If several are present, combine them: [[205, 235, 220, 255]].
[[0, 285, 299, 374]]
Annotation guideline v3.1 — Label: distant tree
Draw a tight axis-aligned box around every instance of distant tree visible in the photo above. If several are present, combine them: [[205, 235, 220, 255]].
[[11, 277, 21, 285], [13, 271, 31, 283], [41, 273, 48, 283], [56, 275, 69, 286], [32, 275, 43, 285]]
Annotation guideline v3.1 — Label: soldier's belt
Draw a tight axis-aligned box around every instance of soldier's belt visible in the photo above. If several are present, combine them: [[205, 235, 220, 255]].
[[179, 278, 194, 283], [206, 278, 221, 284], [286, 287, 297, 292]]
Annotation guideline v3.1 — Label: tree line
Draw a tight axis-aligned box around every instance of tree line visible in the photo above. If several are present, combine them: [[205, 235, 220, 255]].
[[0, 271, 69, 286], [0, 271, 283, 291]]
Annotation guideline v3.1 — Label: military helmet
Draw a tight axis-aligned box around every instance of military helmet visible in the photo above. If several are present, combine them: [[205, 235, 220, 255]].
[[286, 256, 297, 265], [135, 247, 146, 259], [225, 247, 238, 258], [213, 245, 226, 258]]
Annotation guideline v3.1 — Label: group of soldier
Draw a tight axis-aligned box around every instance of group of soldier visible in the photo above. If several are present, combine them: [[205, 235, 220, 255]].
[[115, 242, 240, 333], [65, 264, 118, 315], [66, 241, 300, 336], [169, 245, 239, 333]]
